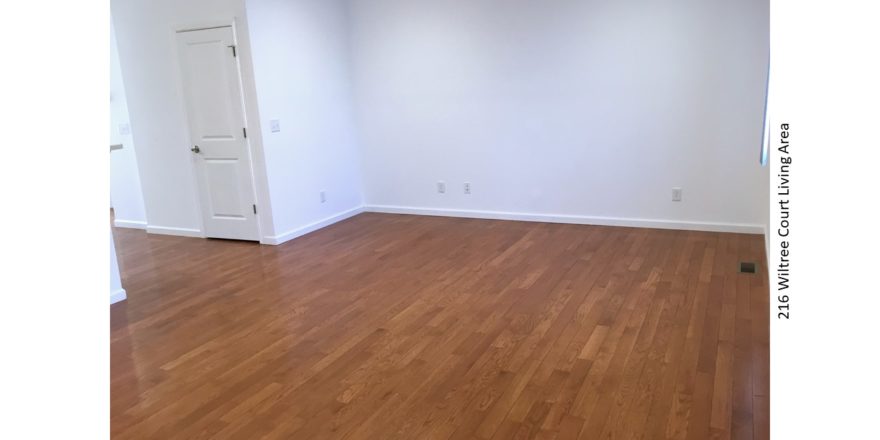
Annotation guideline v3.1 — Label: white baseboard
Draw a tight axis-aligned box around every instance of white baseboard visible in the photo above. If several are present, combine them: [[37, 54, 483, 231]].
[[114, 219, 147, 230], [262, 206, 365, 245], [146, 225, 203, 238], [365, 205, 765, 234], [110, 288, 127, 305]]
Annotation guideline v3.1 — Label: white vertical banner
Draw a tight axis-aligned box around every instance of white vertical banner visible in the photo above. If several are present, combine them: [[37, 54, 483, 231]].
[[770, 1, 880, 438]]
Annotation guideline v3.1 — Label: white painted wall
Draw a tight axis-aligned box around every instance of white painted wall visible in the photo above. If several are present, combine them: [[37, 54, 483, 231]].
[[109, 20, 147, 228], [349, 0, 770, 231], [245, 0, 365, 243], [111, 0, 275, 238], [113, 0, 769, 242]]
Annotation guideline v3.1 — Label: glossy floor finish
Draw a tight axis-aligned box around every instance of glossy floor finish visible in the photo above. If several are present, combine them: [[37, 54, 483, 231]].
[[111, 213, 769, 440]]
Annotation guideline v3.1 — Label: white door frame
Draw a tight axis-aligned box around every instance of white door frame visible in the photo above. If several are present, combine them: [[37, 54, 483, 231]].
[[170, 18, 273, 242]]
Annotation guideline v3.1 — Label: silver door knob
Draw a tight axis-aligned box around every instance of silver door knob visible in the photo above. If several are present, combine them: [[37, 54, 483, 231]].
[[191, 145, 201, 153]]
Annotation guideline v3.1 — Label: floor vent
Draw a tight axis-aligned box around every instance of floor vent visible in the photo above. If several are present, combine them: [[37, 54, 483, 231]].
[[739, 262, 757, 274]]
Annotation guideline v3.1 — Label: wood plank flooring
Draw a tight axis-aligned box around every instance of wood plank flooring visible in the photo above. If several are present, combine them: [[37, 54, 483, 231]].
[[111, 213, 769, 439]]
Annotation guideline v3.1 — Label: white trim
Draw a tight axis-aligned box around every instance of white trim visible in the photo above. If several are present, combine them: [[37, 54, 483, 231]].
[[365, 205, 765, 234], [113, 219, 147, 230], [262, 206, 364, 245], [110, 289, 127, 305], [146, 225, 204, 238], [172, 19, 235, 34]]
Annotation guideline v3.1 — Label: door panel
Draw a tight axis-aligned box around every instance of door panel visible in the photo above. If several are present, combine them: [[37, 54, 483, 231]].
[[204, 159, 245, 218], [176, 26, 259, 241]]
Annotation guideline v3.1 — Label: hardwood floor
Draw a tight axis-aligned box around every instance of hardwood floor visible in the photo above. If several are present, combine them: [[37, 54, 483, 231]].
[[111, 213, 769, 440]]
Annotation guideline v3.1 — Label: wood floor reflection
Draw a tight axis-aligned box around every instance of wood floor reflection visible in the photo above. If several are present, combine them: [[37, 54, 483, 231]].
[[111, 213, 769, 439]]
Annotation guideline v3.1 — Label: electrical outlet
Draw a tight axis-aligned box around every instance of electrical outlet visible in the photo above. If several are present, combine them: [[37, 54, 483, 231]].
[[118, 123, 131, 136], [270, 119, 281, 133], [320, 190, 327, 203], [437, 181, 446, 194], [672, 187, 682, 202], [463, 182, 471, 195]]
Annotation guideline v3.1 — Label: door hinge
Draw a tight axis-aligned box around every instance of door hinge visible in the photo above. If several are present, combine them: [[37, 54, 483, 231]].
[[243, 127, 247, 138], [253, 204, 257, 214], [228, 45, 237, 57]]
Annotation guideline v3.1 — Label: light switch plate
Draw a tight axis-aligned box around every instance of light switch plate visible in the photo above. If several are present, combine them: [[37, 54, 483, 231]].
[[118, 123, 131, 136], [270, 119, 281, 133]]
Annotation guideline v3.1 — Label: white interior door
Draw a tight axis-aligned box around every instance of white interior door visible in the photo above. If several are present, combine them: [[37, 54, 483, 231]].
[[176, 26, 260, 241]]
